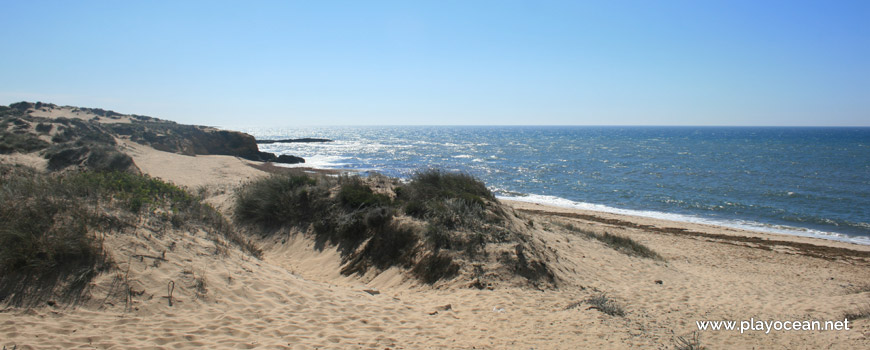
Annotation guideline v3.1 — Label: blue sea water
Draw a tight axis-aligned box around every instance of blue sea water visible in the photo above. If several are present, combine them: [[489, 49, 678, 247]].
[[240, 126, 870, 245]]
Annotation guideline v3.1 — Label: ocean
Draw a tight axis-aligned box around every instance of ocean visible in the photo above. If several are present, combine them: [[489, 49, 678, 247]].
[[240, 126, 870, 245]]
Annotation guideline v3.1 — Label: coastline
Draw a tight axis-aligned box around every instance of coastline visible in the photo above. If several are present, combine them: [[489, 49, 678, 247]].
[[503, 199, 870, 258], [3, 104, 869, 349], [499, 194, 870, 246], [247, 125, 870, 247]]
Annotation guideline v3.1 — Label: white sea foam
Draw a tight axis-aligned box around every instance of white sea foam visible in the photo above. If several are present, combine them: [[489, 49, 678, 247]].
[[498, 193, 870, 245], [273, 155, 349, 169]]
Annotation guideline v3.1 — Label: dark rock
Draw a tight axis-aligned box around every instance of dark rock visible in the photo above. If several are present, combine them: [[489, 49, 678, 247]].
[[275, 154, 305, 164], [107, 123, 307, 164], [256, 138, 332, 144]]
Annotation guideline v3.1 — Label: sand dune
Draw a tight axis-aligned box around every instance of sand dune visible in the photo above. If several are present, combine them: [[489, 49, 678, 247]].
[[2, 127, 869, 349]]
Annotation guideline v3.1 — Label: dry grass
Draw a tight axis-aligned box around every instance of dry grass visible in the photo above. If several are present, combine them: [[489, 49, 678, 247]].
[[673, 331, 705, 350], [582, 293, 625, 317], [844, 304, 870, 321], [563, 224, 663, 260], [0, 164, 259, 306]]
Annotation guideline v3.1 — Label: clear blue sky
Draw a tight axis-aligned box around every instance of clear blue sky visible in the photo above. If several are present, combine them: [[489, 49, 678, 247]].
[[1, 1, 868, 126]]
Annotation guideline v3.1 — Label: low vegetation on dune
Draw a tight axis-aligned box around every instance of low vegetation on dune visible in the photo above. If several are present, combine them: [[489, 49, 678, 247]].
[[3, 101, 557, 296], [1, 101, 304, 168], [0, 105, 51, 154], [235, 169, 556, 286], [844, 304, 870, 321], [562, 223, 663, 260], [0, 164, 259, 306], [1, 103, 138, 173]]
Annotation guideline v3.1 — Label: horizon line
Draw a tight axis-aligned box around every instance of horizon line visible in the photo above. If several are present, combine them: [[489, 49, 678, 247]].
[[223, 124, 870, 129]]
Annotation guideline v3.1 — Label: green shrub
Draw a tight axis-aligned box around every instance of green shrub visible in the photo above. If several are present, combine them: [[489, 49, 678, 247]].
[[61, 171, 196, 213], [0, 167, 260, 306], [233, 174, 326, 229], [0, 167, 109, 305], [50, 118, 115, 145], [338, 179, 390, 209], [364, 206, 392, 228], [44, 143, 136, 172], [35, 123, 53, 133], [412, 253, 460, 284], [335, 211, 369, 241], [0, 196, 107, 274], [0, 131, 49, 154], [424, 197, 488, 230], [363, 223, 417, 268], [9, 101, 32, 112], [401, 169, 494, 203], [397, 169, 501, 233], [341, 222, 418, 275], [425, 224, 452, 251], [234, 169, 538, 285]]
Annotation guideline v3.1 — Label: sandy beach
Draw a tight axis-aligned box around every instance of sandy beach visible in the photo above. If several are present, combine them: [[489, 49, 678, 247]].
[[2, 131, 869, 349], [4, 0, 869, 346]]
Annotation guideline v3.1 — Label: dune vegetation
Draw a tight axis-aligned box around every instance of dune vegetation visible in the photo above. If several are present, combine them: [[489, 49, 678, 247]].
[[234, 168, 556, 286], [0, 164, 258, 306]]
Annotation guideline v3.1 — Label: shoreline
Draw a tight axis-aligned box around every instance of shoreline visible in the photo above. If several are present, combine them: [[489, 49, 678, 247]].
[[263, 157, 870, 247], [504, 199, 870, 259], [6, 102, 870, 349], [499, 195, 870, 246]]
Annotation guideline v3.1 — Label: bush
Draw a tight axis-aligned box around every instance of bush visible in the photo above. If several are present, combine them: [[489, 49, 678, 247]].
[[398, 169, 493, 216], [9, 101, 32, 112], [338, 179, 390, 209], [0, 167, 108, 305], [0, 128, 49, 154], [233, 174, 326, 229], [341, 222, 418, 275], [35, 123, 53, 133], [0, 167, 259, 306], [583, 293, 625, 317], [44, 143, 137, 172], [237, 173, 413, 273], [362, 223, 417, 269], [397, 169, 502, 234], [234, 169, 535, 285], [50, 118, 115, 145], [81, 144, 137, 172], [412, 253, 460, 284]]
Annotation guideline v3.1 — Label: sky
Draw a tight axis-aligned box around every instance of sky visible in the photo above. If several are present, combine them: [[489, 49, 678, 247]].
[[1, 0, 868, 126]]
